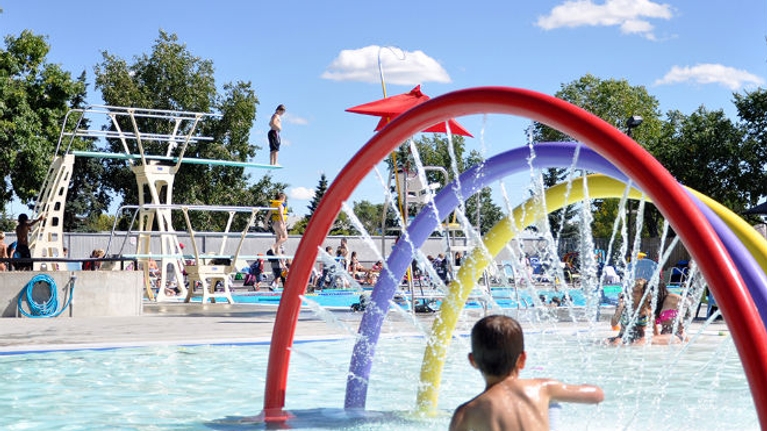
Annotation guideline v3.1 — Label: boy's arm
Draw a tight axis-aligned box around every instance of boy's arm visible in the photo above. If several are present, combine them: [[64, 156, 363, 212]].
[[29, 213, 46, 226], [544, 379, 604, 404]]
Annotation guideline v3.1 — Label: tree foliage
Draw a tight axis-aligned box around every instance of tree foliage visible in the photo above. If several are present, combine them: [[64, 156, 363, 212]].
[[64, 71, 114, 232], [733, 88, 767, 209], [94, 31, 266, 231], [648, 106, 750, 211], [463, 149, 503, 235], [351, 200, 401, 236], [306, 172, 328, 219], [0, 30, 87, 211], [381, 136, 502, 235], [532, 74, 664, 239]]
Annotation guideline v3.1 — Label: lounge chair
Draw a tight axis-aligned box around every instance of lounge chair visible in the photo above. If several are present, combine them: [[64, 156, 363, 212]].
[[603, 265, 620, 284]]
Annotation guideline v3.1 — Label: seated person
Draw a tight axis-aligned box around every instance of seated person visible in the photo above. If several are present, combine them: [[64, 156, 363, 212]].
[[82, 249, 105, 271], [349, 251, 366, 280], [653, 281, 690, 343], [315, 246, 335, 289], [433, 253, 450, 284], [365, 260, 383, 285], [147, 258, 159, 275], [607, 278, 657, 345], [7, 241, 17, 271], [334, 247, 350, 288], [307, 266, 321, 292]]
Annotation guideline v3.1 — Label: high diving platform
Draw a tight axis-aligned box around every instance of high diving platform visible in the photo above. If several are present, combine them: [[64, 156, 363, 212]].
[[29, 105, 281, 303]]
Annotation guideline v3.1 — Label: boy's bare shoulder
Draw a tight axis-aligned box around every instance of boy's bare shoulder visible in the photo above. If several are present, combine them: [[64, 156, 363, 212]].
[[450, 381, 549, 431], [449, 394, 498, 431]]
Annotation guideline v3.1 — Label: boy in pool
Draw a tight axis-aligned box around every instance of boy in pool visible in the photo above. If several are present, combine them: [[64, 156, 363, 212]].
[[450, 315, 604, 431]]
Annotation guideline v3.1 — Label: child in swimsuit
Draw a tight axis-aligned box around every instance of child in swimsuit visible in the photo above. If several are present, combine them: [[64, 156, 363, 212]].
[[608, 278, 656, 345], [653, 281, 690, 342]]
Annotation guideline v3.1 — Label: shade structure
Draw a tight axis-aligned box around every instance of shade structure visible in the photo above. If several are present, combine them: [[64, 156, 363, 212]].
[[373, 116, 473, 136], [346, 85, 472, 137]]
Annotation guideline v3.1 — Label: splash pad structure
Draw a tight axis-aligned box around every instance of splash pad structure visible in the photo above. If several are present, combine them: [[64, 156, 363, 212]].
[[260, 87, 767, 427]]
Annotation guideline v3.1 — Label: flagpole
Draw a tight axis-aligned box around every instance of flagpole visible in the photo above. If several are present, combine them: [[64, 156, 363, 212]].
[[377, 46, 417, 312], [377, 48, 388, 98]]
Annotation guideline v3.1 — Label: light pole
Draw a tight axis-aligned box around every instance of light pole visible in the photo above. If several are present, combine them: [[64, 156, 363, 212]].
[[626, 115, 643, 138], [625, 115, 643, 251]]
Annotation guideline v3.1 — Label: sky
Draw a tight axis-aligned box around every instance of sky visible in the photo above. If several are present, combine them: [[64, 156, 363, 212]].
[[2, 0, 766, 217]]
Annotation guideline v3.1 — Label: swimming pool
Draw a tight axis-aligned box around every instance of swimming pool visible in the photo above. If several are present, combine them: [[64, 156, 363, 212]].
[[212, 286, 603, 310], [0, 324, 754, 430]]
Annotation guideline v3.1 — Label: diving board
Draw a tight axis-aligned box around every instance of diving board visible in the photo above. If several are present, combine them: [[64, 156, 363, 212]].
[[71, 151, 281, 170]]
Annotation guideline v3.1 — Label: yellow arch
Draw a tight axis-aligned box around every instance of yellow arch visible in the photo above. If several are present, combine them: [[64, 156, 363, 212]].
[[415, 174, 767, 413]]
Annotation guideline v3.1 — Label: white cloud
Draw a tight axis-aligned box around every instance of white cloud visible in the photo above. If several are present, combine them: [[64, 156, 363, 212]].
[[536, 0, 673, 40], [321, 45, 451, 85], [654, 63, 765, 90], [290, 186, 315, 201]]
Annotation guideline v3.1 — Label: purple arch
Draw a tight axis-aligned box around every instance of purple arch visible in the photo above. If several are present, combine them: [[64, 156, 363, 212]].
[[344, 142, 767, 408]]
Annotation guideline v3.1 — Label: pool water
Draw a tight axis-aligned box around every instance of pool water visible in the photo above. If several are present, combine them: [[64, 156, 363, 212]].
[[215, 286, 601, 310], [0, 327, 755, 430]]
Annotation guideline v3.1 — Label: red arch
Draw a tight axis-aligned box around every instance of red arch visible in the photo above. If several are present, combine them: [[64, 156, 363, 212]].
[[261, 87, 767, 427]]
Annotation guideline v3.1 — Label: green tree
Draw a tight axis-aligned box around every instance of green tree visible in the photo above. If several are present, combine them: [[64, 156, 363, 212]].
[[649, 107, 750, 211], [90, 213, 117, 232], [733, 88, 767, 209], [351, 200, 399, 236], [289, 217, 308, 235], [329, 211, 353, 236], [381, 135, 503, 235], [590, 198, 622, 238], [463, 150, 503, 235], [383, 136, 455, 231], [64, 71, 113, 232], [94, 31, 264, 231], [306, 172, 328, 219], [0, 30, 87, 212], [0, 210, 15, 232], [533, 74, 663, 238], [289, 172, 328, 235]]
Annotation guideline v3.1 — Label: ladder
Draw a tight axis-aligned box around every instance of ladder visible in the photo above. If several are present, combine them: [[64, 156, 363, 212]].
[[30, 153, 75, 270]]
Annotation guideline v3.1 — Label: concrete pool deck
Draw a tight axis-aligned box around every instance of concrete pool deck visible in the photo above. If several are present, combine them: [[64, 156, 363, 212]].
[[0, 302, 446, 353], [0, 302, 729, 354]]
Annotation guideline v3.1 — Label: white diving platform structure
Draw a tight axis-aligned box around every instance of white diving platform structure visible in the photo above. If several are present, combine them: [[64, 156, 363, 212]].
[[30, 105, 280, 303], [113, 204, 271, 304]]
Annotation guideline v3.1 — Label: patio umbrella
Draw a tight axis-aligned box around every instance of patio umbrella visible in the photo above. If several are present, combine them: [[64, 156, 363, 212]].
[[346, 85, 473, 137], [745, 201, 767, 216]]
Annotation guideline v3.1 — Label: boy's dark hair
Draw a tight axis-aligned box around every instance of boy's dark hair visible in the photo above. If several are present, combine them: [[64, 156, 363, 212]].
[[471, 315, 524, 377]]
